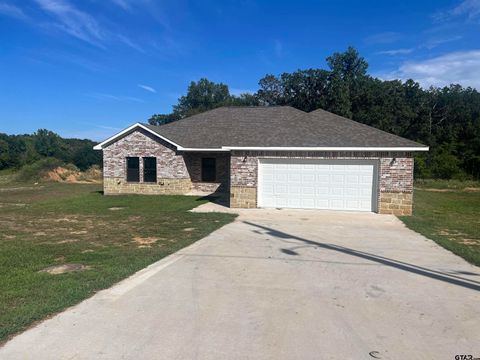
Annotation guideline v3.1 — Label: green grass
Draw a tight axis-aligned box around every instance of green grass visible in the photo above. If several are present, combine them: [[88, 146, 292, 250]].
[[415, 178, 480, 190], [399, 186, 480, 267], [0, 182, 236, 342]]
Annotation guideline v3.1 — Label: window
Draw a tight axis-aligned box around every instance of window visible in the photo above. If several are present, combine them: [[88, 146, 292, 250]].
[[143, 157, 157, 183], [126, 157, 140, 182], [201, 158, 216, 182]]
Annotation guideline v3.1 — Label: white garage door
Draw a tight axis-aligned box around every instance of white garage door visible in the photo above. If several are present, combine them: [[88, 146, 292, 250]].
[[258, 159, 377, 211]]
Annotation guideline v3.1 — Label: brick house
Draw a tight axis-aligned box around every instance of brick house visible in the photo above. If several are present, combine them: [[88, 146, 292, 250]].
[[94, 106, 428, 215]]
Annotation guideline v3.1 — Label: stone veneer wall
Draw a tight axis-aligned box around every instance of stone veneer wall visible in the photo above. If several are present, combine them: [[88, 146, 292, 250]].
[[230, 150, 414, 215], [102, 129, 229, 196]]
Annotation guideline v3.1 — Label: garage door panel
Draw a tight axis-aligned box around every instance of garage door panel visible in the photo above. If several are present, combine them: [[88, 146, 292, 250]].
[[346, 175, 359, 184], [303, 174, 315, 182], [302, 186, 315, 195], [262, 173, 274, 182], [332, 174, 345, 183], [316, 174, 329, 183], [259, 159, 377, 212], [289, 185, 302, 194], [262, 184, 274, 194], [302, 198, 315, 208], [361, 175, 373, 184], [288, 173, 302, 182], [345, 187, 358, 196], [316, 187, 329, 195], [330, 187, 344, 196]]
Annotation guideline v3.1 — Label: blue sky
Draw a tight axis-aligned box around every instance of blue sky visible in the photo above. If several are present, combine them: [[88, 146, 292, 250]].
[[1, 0, 479, 140]]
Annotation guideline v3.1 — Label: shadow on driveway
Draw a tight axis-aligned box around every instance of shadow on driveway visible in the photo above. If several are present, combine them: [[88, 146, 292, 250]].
[[244, 221, 480, 292]]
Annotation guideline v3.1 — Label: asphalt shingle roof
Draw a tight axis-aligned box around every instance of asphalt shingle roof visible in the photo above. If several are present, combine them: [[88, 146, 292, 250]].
[[142, 106, 426, 149]]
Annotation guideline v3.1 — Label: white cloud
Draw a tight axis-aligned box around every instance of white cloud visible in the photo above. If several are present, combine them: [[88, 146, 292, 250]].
[[433, 0, 480, 22], [111, 0, 131, 11], [138, 84, 156, 93], [451, 0, 480, 20], [0, 2, 27, 19], [34, 0, 106, 47], [422, 35, 463, 49], [88, 93, 145, 103], [117, 34, 144, 53], [381, 50, 480, 89], [364, 32, 401, 45], [377, 48, 414, 56]]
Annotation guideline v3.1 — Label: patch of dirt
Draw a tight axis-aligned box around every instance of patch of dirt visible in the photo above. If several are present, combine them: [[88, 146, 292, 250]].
[[459, 239, 479, 245], [133, 236, 160, 245], [0, 203, 26, 208], [2, 234, 16, 239], [421, 188, 455, 192], [108, 207, 125, 211], [420, 187, 480, 193], [464, 187, 480, 192], [183, 227, 196, 232], [82, 249, 94, 253], [54, 256, 66, 262], [34, 231, 47, 236], [44, 165, 102, 184], [40, 263, 91, 275], [438, 229, 467, 237], [70, 230, 87, 235], [54, 217, 80, 223], [57, 239, 79, 244]]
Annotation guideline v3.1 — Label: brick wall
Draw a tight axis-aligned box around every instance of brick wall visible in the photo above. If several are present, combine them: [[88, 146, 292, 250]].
[[230, 150, 414, 215], [184, 152, 230, 194], [103, 129, 189, 180], [102, 129, 229, 196]]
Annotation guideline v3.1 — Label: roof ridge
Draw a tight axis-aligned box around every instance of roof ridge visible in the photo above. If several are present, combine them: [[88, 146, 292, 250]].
[[146, 105, 307, 128]]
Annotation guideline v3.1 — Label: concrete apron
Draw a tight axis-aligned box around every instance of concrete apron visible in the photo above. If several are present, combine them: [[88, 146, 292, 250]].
[[1, 207, 479, 359]]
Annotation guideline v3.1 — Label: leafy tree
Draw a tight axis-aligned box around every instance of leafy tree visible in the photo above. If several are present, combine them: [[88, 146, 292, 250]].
[[229, 93, 260, 106], [257, 75, 285, 106], [72, 145, 102, 171], [33, 129, 64, 158], [173, 78, 231, 118], [148, 113, 180, 126]]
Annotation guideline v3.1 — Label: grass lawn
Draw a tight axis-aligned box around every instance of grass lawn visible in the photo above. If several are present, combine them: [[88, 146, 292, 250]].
[[399, 184, 480, 267], [0, 182, 236, 342]]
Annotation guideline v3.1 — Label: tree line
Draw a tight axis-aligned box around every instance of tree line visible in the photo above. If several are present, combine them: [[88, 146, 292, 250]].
[[0, 129, 101, 171], [149, 47, 480, 180]]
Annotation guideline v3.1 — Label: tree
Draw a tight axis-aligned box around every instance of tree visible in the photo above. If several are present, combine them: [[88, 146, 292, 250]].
[[326, 46, 368, 84], [173, 78, 231, 118], [148, 113, 180, 126], [326, 46, 368, 118], [33, 129, 64, 158], [257, 75, 285, 105]]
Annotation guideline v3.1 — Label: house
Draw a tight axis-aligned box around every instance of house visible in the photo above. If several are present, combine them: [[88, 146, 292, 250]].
[[93, 106, 428, 215]]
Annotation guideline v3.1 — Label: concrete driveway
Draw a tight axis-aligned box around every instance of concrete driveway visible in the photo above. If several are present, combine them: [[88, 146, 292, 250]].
[[1, 208, 479, 359]]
